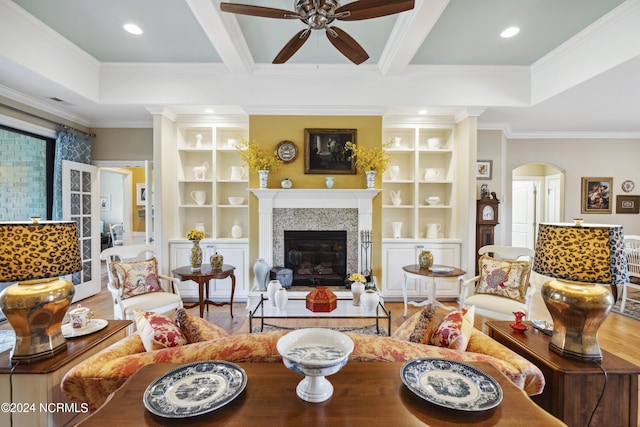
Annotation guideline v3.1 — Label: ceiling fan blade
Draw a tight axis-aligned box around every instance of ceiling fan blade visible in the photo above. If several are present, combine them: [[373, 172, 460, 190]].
[[326, 26, 369, 65], [220, 3, 297, 19], [273, 30, 311, 64], [336, 0, 415, 21]]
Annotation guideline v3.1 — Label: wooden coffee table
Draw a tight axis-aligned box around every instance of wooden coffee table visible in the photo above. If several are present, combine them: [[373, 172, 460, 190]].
[[80, 361, 564, 426]]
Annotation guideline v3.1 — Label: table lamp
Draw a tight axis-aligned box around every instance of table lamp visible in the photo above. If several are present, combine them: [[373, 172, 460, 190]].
[[533, 222, 628, 361], [0, 221, 81, 364]]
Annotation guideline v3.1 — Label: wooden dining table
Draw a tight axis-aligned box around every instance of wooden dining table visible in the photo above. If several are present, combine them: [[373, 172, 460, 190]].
[[80, 361, 564, 426]]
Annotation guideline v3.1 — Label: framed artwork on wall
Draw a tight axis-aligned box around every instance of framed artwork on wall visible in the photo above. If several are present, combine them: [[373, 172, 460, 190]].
[[99, 195, 111, 211], [616, 195, 640, 214], [136, 183, 147, 206], [476, 160, 492, 180], [304, 128, 357, 174], [581, 177, 613, 214]]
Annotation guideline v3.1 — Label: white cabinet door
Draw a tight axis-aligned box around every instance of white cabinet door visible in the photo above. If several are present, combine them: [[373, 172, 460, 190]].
[[170, 241, 248, 301], [382, 241, 462, 300]]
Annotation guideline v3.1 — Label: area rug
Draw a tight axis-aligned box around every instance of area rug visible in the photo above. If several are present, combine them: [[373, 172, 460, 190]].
[[611, 288, 640, 320], [252, 324, 389, 336]]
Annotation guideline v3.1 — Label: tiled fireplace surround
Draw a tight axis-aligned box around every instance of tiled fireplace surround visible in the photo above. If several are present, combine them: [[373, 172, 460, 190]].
[[250, 189, 380, 278]]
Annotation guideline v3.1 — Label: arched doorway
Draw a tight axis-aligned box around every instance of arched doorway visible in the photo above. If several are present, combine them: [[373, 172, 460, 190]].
[[512, 163, 565, 250]]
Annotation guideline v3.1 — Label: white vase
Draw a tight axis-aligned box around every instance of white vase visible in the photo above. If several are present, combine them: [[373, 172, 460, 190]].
[[267, 280, 282, 306], [391, 221, 403, 239], [275, 288, 288, 311], [325, 177, 334, 188], [258, 170, 269, 188], [231, 219, 242, 238], [361, 290, 380, 312], [351, 282, 365, 306], [365, 170, 376, 189], [253, 258, 270, 291], [389, 165, 400, 180]]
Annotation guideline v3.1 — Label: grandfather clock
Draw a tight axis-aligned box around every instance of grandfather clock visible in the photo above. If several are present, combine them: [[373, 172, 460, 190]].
[[475, 198, 500, 274]]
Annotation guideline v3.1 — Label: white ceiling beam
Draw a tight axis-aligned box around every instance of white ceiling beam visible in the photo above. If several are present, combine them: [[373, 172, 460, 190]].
[[186, 0, 254, 74], [531, 0, 640, 104], [378, 0, 450, 76]]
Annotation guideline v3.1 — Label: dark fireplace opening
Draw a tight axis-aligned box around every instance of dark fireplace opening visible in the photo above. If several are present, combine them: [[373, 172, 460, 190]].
[[284, 230, 347, 286]]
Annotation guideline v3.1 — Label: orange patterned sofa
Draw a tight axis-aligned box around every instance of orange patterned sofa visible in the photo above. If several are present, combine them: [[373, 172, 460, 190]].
[[61, 309, 545, 411]]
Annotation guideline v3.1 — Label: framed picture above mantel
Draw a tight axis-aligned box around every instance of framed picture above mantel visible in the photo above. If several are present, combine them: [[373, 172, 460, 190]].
[[304, 128, 356, 174]]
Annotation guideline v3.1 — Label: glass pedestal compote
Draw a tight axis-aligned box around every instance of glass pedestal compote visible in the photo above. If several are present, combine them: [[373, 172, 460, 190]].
[[277, 328, 354, 403]]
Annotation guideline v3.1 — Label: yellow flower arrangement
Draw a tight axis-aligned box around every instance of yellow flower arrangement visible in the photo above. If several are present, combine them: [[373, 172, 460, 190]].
[[344, 141, 392, 173], [348, 273, 366, 283], [186, 229, 205, 241], [236, 138, 282, 172]]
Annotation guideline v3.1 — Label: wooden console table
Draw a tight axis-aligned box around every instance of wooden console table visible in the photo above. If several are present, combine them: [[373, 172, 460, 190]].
[[81, 361, 563, 426], [486, 320, 640, 427], [0, 319, 131, 427]]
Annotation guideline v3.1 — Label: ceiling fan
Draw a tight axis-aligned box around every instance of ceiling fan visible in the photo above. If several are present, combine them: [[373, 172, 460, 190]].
[[220, 0, 415, 65]]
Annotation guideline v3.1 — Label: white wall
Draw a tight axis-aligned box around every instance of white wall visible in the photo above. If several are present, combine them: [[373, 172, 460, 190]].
[[99, 171, 124, 230], [504, 137, 640, 235]]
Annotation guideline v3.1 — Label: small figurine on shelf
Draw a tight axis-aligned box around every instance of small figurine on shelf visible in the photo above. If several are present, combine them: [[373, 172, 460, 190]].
[[510, 311, 528, 333]]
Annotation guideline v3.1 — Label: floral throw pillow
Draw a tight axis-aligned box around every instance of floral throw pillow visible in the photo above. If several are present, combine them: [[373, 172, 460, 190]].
[[429, 306, 475, 351], [475, 255, 531, 303], [110, 257, 163, 300], [135, 310, 186, 352]]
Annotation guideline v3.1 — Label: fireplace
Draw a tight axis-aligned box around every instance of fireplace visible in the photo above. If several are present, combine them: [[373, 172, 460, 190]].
[[284, 230, 347, 286]]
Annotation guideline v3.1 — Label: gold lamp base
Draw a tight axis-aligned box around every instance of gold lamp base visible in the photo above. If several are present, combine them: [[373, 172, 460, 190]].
[[0, 277, 75, 364], [541, 279, 614, 362]]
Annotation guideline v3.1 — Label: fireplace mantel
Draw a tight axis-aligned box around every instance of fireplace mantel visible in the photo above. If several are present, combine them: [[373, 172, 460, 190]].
[[250, 189, 381, 268]]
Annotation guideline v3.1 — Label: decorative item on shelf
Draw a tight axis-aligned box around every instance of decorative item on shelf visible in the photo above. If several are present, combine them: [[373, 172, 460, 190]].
[[236, 138, 282, 188], [193, 162, 209, 180], [325, 176, 334, 188], [195, 133, 203, 148], [393, 136, 402, 147], [306, 286, 337, 312], [194, 222, 205, 234], [360, 290, 380, 312], [418, 250, 434, 269], [275, 288, 288, 311], [391, 221, 403, 239], [348, 273, 366, 306], [281, 177, 293, 189], [533, 222, 628, 361], [210, 252, 223, 271], [344, 140, 392, 188], [510, 311, 528, 333], [267, 280, 282, 306], [426, 196, 441, 206], [191, 190, 206, 206], [359, 230, 372, 280], [186, 229, 205, 272], [0, 221, 81, 364], [228, 196, 244, 205], [229, 166, 245, 181], [427, 137, 441, 149], [231, 219, 243, 238], [426, 223, 441, 239], [424, 168, 440, 181], [390, 190, 401, 206], [253, 258, 270, 291], [389, 165, 400, 180]]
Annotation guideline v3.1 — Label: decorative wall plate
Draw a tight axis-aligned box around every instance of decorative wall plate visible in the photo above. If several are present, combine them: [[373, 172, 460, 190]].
[[622, 180, 635, 193], [276, 140, 298, 163]]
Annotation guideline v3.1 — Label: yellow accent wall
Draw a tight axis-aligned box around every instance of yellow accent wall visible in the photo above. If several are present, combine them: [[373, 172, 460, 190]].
[[126, 167, 146, 233], [248, 115, 383, 283]]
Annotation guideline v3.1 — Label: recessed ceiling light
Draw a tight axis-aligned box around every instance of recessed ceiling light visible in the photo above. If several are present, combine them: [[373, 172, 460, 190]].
[[204, 108, 214, 114], [123, 23, 143, 35], [500, 27, 520, 38], [418, 109, 428, 115]]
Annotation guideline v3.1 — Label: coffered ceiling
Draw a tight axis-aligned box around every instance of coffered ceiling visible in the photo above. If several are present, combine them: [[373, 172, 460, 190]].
[[0, 0, 639, 137]]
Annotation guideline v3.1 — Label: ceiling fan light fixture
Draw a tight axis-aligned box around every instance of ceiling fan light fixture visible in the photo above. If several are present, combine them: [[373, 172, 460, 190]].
[[123, 23, 143, 35], [500, 26, 520, 38]]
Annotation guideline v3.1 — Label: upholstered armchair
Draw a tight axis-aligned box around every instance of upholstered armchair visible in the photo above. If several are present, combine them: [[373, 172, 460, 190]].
[[100, 245, 183, 328], [459, 245, 535, 331]]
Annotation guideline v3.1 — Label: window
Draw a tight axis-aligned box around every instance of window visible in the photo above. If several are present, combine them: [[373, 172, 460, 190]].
[[0, 125, 55, 220]]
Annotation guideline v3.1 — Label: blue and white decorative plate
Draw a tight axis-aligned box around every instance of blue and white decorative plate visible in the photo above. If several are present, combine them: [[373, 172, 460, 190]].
[[143, 361, 247, 418], [401, 358, 502, 411]]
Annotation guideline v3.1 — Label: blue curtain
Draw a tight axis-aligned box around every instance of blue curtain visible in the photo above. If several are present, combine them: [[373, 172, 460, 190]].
[[52, 129, 92, 220]]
